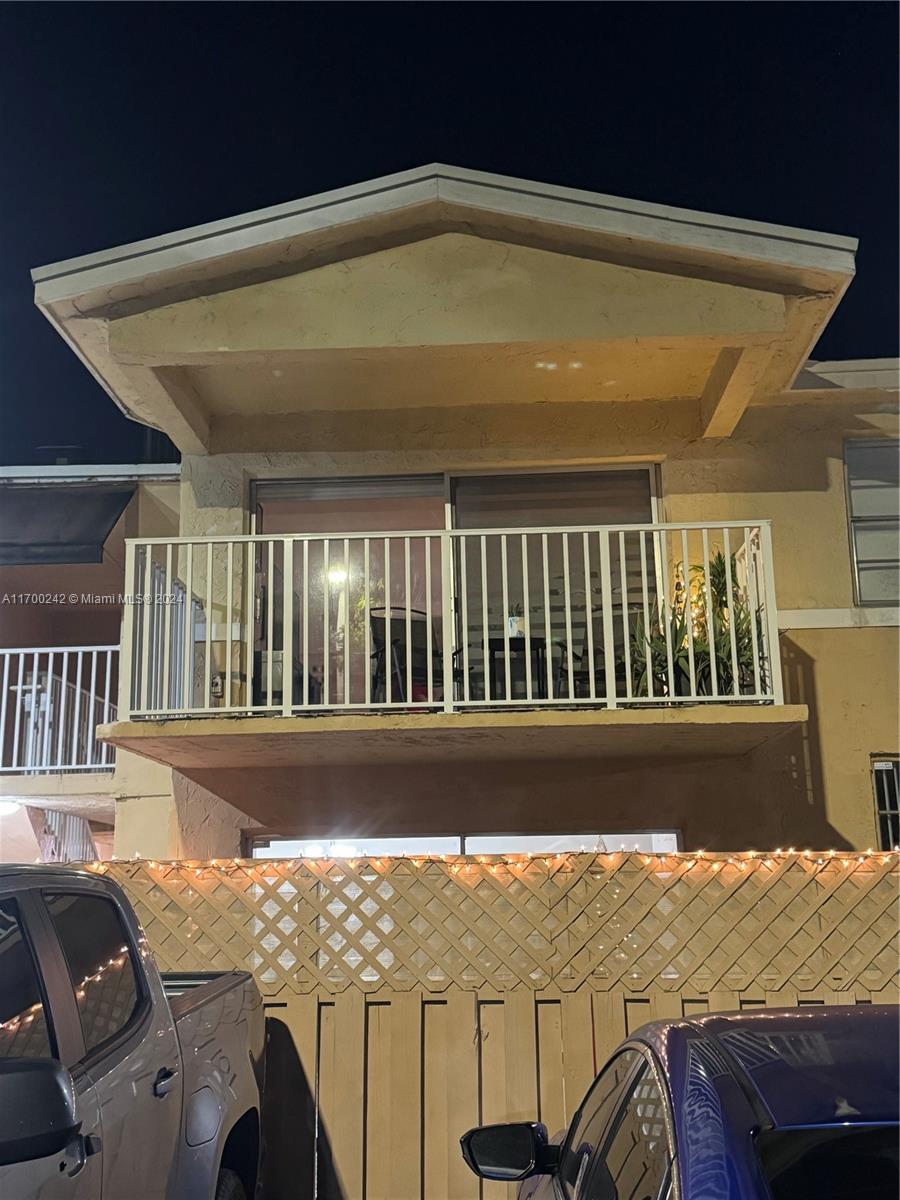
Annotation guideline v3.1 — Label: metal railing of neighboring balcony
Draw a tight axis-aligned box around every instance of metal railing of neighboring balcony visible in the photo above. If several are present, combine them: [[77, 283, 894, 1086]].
[[0, 646, 119, 773], [120, 522, 783, 720]]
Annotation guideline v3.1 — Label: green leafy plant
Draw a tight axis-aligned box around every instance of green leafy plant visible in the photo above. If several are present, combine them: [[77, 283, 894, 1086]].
[[628, 550, 767, 699]]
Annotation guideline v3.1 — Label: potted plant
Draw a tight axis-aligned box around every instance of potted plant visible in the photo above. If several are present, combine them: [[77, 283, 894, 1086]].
[[507, 603, 526, 639], [627, 550, 768, 699]]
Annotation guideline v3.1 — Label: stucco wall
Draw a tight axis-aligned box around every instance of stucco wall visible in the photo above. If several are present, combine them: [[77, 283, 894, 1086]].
[[164, 389, 898, 853]]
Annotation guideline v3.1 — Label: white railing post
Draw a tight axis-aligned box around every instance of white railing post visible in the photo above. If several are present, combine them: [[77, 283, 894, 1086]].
[[119, 540, 136, 720], [758, 522, 784, 704], [282, 538, 294, 717], [440, 531, 454, 713], [598, 530, 618, 709]]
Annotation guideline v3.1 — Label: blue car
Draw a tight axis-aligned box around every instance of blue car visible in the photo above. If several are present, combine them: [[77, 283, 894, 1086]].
[[461, 1005, 899, 1199]]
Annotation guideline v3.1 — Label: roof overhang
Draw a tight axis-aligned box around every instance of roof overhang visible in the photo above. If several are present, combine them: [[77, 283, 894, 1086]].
[[32, 165, 859, 453]]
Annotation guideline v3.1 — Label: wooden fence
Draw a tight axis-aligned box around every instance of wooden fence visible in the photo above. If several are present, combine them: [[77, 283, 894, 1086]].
[[105, 851, 899, 1200]]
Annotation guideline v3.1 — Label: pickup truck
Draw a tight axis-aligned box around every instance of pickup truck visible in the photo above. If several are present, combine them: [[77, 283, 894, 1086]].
[[0, 864, 265, 1200]]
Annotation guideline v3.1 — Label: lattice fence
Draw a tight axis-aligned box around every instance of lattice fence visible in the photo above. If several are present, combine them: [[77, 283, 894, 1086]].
[[97, 853, 897, 1200], [104, 852, 900, 999]]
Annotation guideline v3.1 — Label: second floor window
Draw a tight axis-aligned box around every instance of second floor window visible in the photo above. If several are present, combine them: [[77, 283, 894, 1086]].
[[844, 440, 899, 606]]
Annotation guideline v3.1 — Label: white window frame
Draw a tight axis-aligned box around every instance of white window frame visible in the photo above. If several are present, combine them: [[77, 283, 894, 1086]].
[[844, 439, 900, 608]]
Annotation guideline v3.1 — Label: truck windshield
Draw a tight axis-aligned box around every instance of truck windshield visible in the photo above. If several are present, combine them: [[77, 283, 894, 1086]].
[[756, 1125, 898, 1200]]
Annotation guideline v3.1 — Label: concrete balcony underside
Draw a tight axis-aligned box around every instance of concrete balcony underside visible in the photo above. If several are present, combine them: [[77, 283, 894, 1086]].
[[102, 704, 807, 770]]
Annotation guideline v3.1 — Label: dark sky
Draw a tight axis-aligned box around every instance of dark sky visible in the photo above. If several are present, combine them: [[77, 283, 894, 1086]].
[[1, 2, 897, 465]]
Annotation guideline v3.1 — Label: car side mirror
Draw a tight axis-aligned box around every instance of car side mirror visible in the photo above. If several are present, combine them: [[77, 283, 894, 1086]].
[[0, 1058, 82, 1166], [460, 1121, 559, 1181]]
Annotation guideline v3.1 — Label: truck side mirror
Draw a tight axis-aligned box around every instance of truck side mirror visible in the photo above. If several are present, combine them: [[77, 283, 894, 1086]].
[[460, 1121, 558, 1181], [0, 1058, 81, 1166]]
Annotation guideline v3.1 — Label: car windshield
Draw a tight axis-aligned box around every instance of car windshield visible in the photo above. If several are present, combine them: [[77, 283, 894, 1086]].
[[756, 1125, 899, 1200]]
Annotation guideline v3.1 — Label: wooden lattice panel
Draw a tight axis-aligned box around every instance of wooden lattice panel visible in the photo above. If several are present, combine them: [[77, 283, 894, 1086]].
[[103, 852, 900, 999]]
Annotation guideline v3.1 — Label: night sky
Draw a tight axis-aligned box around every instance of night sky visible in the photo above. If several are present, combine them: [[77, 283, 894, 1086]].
[[1, 3, 897, 465]]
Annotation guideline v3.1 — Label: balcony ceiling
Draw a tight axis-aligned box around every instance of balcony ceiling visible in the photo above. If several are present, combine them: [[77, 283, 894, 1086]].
[[32, 165, 857, 454]]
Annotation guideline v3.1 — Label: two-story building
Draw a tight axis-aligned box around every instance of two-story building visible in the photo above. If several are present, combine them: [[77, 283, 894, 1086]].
[[5, 165, 898, 862]]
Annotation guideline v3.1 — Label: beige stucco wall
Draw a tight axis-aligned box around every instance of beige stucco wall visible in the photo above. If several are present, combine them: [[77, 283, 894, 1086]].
[[165, 388, 898, 853]]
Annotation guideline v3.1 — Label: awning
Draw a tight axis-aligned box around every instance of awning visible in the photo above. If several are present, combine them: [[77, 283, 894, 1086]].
[[0, 483, 135, 565]]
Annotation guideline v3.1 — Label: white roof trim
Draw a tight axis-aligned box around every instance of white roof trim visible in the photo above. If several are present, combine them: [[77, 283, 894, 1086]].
[[0, 463, 180, 484], [32, 164, 858, 305]]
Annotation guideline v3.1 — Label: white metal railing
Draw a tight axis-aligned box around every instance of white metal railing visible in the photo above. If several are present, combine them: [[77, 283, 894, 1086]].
[[121, 522, 783, 719], [0, 647, 118, 773]]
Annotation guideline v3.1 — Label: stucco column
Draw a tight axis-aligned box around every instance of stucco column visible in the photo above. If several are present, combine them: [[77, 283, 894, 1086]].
[[112, 763, 258, 859]]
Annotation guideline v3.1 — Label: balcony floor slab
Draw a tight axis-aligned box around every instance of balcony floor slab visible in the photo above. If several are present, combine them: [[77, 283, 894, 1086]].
[[100, 705, 808, 772]]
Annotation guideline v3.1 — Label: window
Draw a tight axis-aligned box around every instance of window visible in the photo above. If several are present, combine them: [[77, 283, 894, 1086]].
[[559, 1049, 641, 1199], [873, 758, 900, 851], [845, 441, 899, 605], [250, 832, 681, 858], [45, 893, 141, 1057], [581, 1065, 671, 1200], [0, 898, 54, 1060], [757, 1125, 898, 1200]]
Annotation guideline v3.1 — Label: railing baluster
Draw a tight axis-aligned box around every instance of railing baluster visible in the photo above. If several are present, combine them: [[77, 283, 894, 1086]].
[[759, 522, 784, 703], [283, 539, 295, 717], [701, 527, 718, 699], [639, 531, 653, 700], [102, 648, 113, 764], [55, 651, 68, 767], [382, 537, 390, 705], [342, 538, 350, 707], [541, 534, 551, 699], [41, 651, 54, 769], [244, 541, 255, 710], [723, 528, 740, 697], [362, 539, 369, 707], [680, 528, 697, 699], [140, 545, 152, 714], [657, 530, 675, 701], [86, 651, 98, 765], [25, 650, 39, 770], [11, 653, 24, 770], [163, 543, 173, 710], [404, 536, 412, 704], [225, 541, 233, 709], [582, 531, 595, 700], [619, 531, 632, 701], [183, 544, 194, 711], [459, 535, 470, 703], [440, 532, 454, 714], [0, 654, 9, 770], [480, 535, 490, 702], [745, 526, 762, 698], [599, 532, 617, 709], [522, 533, 532, 702], [501, 534, 511, 702], [303, 540, 310, 708], [204, 542, 213, 710], [424, 537, 433, 703], [562, 534, 574, 700], [266, 540, 275, 709], [71, 651, 83, 770]]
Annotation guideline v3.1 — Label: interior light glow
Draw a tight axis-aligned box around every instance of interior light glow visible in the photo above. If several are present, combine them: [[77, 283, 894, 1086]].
[[330, 843, 359, 858], [327, 566, 348, 586]]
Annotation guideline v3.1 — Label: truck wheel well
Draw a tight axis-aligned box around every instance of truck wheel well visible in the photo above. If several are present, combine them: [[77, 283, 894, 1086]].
[[220, 1109, 259, 1199]]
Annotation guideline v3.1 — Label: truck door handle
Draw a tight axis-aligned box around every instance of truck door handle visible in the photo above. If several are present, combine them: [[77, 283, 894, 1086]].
[[153, 1066, 179, 1098]]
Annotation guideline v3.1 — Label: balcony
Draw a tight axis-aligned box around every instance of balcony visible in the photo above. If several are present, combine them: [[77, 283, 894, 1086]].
[[0, 645, 118, 774], [119, 520, 787, 717], [98, 522, 810, 821]]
